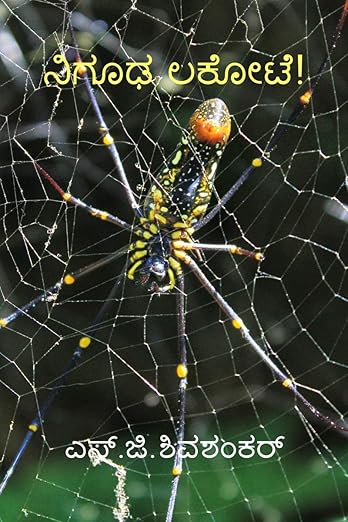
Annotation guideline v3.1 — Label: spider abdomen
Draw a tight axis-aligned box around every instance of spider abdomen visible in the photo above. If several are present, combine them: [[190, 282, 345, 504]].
[[143, 98, 231, 228]]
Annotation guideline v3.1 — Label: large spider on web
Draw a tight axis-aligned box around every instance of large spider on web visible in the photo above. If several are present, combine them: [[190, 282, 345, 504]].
[[1, 3, 348, 520]]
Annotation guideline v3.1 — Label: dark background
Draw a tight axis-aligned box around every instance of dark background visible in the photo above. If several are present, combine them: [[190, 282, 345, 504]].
[[0, 0, 347, 520]]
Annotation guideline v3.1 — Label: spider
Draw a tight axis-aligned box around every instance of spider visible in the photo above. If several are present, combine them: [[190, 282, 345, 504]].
[[1, 4, 348, 520]]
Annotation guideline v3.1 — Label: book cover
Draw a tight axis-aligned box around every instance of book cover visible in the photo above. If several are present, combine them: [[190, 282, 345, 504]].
[[0, 1, 347, 520]]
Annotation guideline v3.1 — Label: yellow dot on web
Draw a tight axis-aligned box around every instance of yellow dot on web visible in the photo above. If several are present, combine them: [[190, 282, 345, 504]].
[[79, 337, 91, 349], [282, 378, 292, 388], [172, 467, 182, 476], [300, 90, 312, 105], [232, 318, 244, 330], [64, 274, 75, 285], [255, 252, 264, 261], [252, 158, 262, 168], [0, 318, 8, 328], [103, 133, 114, 146], [28, 424, 38, 432], [176, 364, 188, 379]]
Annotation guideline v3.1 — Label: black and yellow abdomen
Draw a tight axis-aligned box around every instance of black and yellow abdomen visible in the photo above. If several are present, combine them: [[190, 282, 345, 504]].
[[143, 98, 231, 228]]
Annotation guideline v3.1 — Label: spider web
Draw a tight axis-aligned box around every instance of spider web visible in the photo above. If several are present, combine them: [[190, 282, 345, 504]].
[[0, 0, 348, 520]]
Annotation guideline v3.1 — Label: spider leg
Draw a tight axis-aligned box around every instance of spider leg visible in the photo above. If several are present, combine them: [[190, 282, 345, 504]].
[[69, 25, 141, 216], [195, 1, 348, 231], [176, 251, 348, 433], [166, 274, 187, 522], [0, 248, 127, 329], [15, 140, 131, 231], [172, 240, 264, 262], [0, 251, 165, 495], [0, 266, 128, 495]]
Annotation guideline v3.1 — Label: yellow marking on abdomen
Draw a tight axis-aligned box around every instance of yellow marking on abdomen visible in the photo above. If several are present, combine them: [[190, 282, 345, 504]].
[[171, 150, 182, 166]]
